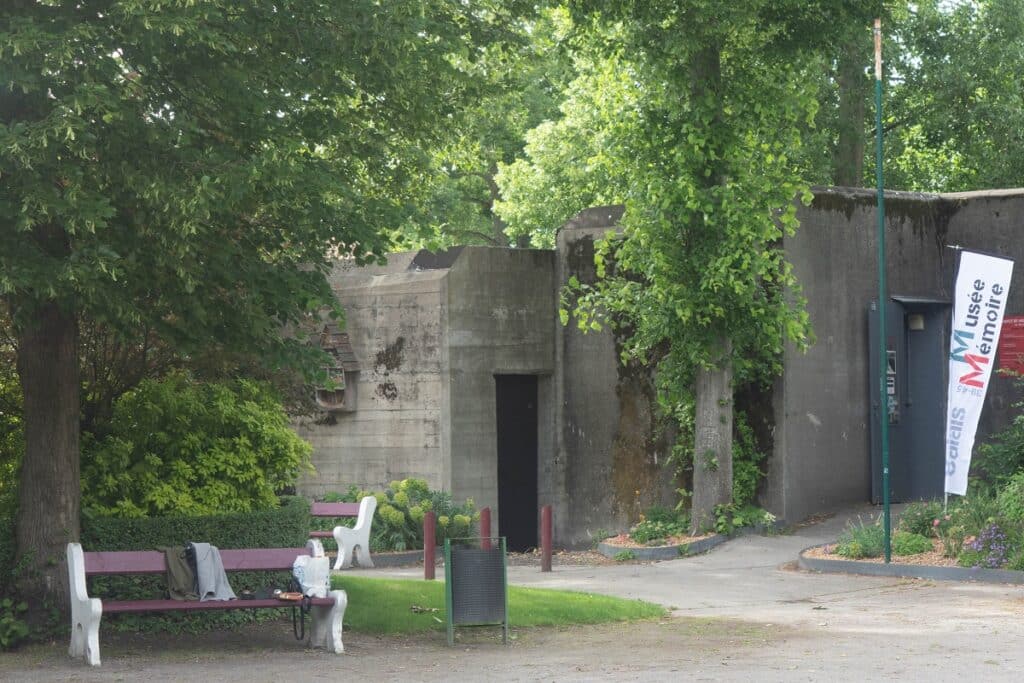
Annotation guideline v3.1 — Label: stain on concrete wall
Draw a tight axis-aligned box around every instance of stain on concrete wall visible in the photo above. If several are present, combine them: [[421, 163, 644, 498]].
[[373, 336, 405, 402], [609, 361, 678, 522]]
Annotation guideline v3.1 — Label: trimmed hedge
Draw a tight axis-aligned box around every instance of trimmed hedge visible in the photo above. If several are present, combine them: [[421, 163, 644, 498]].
[[79, 496, 312, 634], [81, 495, 310, 551]]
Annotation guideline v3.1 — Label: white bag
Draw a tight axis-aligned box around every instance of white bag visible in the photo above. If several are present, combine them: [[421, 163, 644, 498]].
[[293, 541, 330, 598]]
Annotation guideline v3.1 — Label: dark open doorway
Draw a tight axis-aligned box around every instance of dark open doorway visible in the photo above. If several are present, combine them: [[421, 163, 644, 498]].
[[495, 374, 538, 551]]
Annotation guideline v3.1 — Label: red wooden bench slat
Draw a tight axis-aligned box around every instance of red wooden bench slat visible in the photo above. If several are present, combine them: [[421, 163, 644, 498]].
[[101, 597, 335, 614], [309, 531, 333, 538], [83, 547, 312, 576], [310, 502, 359, 517], [84, 551, 165, 575], [218, 548, 313, 571]]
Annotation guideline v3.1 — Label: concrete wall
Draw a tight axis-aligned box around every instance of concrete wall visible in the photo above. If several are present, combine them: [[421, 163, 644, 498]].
[[296, 188, 1024, 542], [295, 252, 450, 497], [443, 247, 556, 529], [770, 187, 1024, 523], [555, 207, 679, 547], [296, 247, 557, 535]]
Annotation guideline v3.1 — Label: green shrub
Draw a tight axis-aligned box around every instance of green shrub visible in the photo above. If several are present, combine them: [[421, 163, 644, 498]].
[[0, 515, 26, 651], [315, 479, 478, 552], [613, 550, 635, 561], [834, 517, 884, 559], [0, 598, 28, 650], [959, 522, 1011, 569], [630, 507, 688, 545], [937, 524, 966, 558], [732, 412, 766, 506], [0, 367, 22, 519], [891, 531, 932, 556], [81, 495, 310, 551], [950, 489, 1001, 536], [898, 501, 943, 536], [996, 471, 1024, 523], [81, 373, 312, 517], [714, 503, 775, 536], [1006, 546, 1024, 571], [0, 515, 14, 595], [974, 390, 1024, 487]]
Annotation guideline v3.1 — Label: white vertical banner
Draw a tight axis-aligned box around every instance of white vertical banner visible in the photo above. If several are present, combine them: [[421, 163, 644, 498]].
[[945, 250, 1014, 495]]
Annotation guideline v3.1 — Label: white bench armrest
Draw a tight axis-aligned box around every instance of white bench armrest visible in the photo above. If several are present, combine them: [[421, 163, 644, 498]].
[[67, 542, 103, 666]]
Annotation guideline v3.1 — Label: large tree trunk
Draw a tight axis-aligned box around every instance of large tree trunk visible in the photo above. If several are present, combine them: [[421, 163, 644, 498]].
[[687, 46, 734, 533], [691, 339, 733, 534], [833, 34, 867, 187], [15, 300, 80, 619]]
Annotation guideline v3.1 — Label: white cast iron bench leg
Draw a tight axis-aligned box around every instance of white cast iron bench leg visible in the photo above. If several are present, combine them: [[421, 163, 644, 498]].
[[67, 542, 103, 666], [310, 589, 348, 653]]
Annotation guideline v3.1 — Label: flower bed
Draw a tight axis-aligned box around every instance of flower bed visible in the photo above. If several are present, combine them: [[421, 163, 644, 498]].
[[596, 531, 725, 560], [805, 495, 1024, 582]]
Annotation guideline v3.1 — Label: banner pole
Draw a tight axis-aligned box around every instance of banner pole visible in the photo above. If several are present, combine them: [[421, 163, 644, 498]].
[[874, 17, 891, 564]]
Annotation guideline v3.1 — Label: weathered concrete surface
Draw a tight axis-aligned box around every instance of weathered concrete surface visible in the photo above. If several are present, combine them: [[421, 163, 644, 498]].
[[295, 253, 449, 497], [444, 247, 555, 527], [297, 189, 1024, 548], [555, 207, 678, 547], [297, 247, 555, 530], [771, 187, 1024, 523]]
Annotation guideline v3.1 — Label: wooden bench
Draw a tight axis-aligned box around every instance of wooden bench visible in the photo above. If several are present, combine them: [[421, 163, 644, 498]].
[[67, 541, 347, 667], [310, 495, 377, 570]]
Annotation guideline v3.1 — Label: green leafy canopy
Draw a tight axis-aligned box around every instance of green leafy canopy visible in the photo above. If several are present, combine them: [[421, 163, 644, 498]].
[[1, 0, 518, 376]]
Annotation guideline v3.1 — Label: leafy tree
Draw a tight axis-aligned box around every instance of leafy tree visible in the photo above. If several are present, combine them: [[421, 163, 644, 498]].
[[496, 43, 637, 246], [1, 0, 515, 614], [882, 0, 1024, 191], [392, 7, 574, 250], [503, 2, 873, 530]]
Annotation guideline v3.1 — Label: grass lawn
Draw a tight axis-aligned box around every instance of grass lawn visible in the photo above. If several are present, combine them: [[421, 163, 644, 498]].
[[331, 575, 666, 634]]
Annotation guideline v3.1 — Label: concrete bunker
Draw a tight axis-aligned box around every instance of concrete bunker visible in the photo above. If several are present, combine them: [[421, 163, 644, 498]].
[[294, 188, 1024, 546]]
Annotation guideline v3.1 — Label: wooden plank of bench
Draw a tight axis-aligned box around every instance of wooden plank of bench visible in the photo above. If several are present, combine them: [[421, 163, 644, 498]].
[[310, 502, 359, 517], [83, 547, 313, 575], [102, 597, 336, 613], [219, 548, 314, 571], [84, 551, 165, 575]]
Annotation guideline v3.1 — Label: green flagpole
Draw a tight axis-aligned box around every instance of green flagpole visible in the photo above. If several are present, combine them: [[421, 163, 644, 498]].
[[874, 17, 891, 564]]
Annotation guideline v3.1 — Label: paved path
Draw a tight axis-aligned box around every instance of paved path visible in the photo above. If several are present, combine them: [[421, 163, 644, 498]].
[[352, 503, 1024, 680]]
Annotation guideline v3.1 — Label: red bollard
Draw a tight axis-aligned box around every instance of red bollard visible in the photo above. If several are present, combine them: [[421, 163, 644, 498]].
[[541, 504, 552, 572], [480, 507, 492, 550], [424, 510, 436, 580]]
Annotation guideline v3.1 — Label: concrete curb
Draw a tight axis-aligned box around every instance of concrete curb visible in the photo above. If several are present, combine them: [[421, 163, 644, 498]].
[[798, 544, 1024, 584], [333, 549, 424, 569], [597, 533, 726, 560], [595, 520, 788, 561]]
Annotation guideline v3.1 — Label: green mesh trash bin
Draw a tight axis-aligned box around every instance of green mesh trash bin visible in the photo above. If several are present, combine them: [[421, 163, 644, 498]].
[[444, 537, 509, 646]]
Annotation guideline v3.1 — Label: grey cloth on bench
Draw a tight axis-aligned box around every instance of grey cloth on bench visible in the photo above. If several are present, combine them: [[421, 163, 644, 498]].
[[188, 542, 237, 602]]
